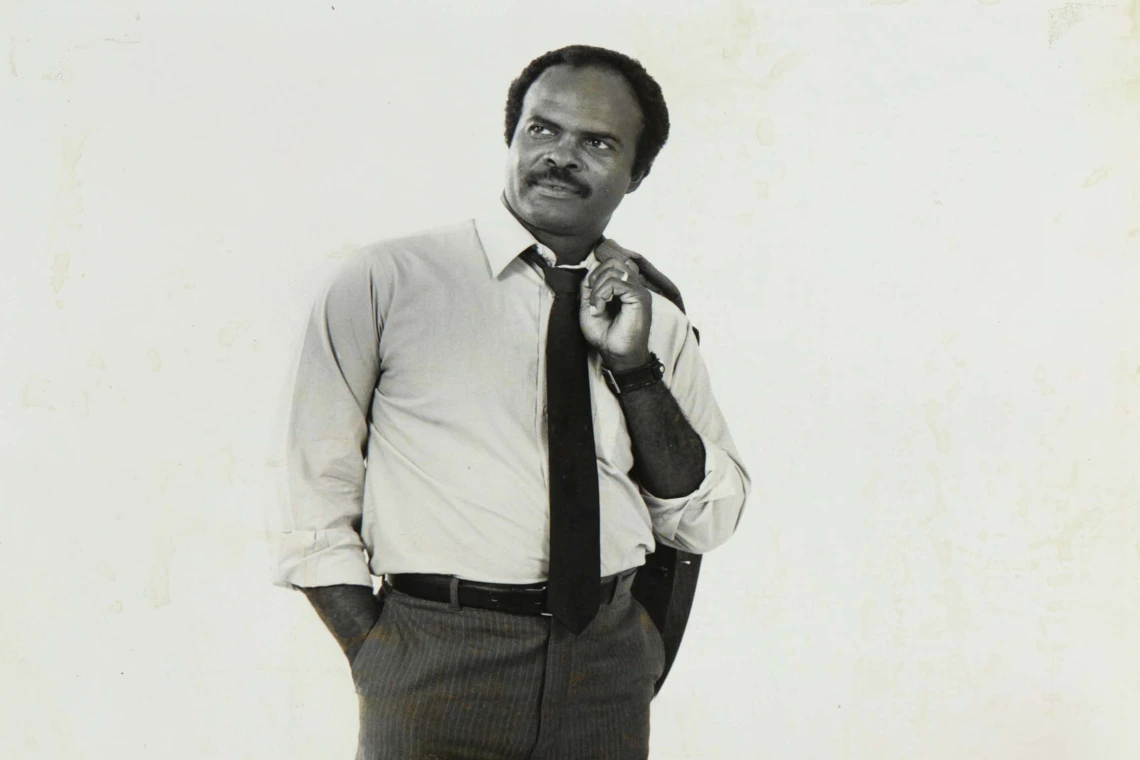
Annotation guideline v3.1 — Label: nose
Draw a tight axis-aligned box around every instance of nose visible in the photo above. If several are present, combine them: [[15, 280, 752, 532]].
[[544, 136, 582, 172]]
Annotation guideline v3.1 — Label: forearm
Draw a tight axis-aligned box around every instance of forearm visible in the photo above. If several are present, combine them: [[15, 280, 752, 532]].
[[301, 584, 383, 662], [618, 381, 706, 499]]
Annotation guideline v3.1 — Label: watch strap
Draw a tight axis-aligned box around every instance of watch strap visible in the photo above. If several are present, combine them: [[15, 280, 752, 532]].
[[602, 353, 664, 395]]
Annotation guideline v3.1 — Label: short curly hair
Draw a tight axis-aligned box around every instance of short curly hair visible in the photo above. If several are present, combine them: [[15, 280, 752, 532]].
[[504, 45, 670, 181]]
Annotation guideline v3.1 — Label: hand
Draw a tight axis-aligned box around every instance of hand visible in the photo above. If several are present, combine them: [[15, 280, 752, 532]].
[[344, 602, 384, 665], [596, 239, 686, 315], [345, 637, 368, 665], [300, 584, 384, 666], [580, 257, 651, 371]]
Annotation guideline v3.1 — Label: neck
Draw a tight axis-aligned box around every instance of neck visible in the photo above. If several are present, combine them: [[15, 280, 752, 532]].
[[533, 231, 599, 266], [502, 197, 604, 266]]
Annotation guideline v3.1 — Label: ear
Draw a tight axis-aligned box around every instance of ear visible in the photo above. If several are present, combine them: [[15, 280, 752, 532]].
[[626, 166, 650, 194]]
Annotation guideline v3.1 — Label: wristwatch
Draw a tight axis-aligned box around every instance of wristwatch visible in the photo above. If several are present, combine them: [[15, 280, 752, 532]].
[[601, 353, 664, 395]]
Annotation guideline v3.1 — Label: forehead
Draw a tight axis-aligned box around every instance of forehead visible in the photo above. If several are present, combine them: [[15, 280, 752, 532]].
[[521, 65, 644, 139]]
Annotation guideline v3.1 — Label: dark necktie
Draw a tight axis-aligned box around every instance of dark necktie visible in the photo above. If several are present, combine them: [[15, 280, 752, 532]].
[[526, 247, 601, 634]]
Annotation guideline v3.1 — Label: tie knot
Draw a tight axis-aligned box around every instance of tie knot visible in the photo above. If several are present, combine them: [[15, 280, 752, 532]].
[[525, 247, 587, 295]]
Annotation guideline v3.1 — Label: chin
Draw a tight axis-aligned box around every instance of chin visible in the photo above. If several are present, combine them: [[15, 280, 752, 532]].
[[516, 196, 583, 231], [532, 209, 592, 236]]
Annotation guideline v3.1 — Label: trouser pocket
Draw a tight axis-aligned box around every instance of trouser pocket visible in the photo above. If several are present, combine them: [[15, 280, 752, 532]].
[[350, 587, 391, 679]]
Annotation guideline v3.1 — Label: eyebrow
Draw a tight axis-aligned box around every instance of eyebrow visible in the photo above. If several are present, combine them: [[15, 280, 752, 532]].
[[529, 113, 624, 147]]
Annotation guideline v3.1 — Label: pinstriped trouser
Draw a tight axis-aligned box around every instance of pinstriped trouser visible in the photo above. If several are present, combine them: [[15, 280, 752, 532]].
[[350, 571, 665, 760]]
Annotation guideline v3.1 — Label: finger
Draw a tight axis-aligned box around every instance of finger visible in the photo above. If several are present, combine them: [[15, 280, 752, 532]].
[[588, 272, 646, 315], [601, 240, 684, 312], [580, 278, 615, 315], [587, 258, 628, 288], [592, 271, 636, 300], [580, 281, 609, 317], [587, 257, 639, 289], [597, 240, 645, 282], [610, 279, 647, 305], [584, 276, 618, 316], [590, 279, 615, 315], [627, 252, 685, 313], [609, 268, 648, 293], [626, 252, 657, 282]]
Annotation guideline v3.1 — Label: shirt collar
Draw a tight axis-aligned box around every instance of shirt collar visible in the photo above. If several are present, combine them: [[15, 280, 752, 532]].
[[475, 197, 598, 277]]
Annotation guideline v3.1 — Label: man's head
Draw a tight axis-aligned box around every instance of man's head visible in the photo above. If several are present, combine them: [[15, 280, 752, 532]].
[[502, 45, 670, 244]]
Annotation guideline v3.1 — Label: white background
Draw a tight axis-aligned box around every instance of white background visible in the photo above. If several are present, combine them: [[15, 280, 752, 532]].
[[3, 1, 1139, 758]]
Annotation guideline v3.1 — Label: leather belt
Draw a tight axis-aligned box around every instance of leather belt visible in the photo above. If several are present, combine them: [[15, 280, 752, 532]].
[[386, 573, 621, 617]]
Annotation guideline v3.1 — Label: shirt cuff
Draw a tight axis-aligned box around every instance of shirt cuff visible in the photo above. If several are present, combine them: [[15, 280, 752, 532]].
[[270, 528, 374, 589], [639, 437, 746, 553]]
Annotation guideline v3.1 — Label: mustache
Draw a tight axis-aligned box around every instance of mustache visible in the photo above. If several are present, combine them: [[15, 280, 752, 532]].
[[527, 168, 591, 198]]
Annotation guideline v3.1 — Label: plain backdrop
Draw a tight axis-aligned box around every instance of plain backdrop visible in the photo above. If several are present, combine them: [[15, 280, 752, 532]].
[[3, 1, 1139, 758]]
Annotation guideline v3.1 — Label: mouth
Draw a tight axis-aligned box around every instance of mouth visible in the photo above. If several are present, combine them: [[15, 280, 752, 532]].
[[529, 179, 584, 198]]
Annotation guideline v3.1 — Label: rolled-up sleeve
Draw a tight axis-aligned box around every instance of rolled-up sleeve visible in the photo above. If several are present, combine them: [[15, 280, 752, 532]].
[[642, 323, 750, 554], [269, 253, 383, 589]]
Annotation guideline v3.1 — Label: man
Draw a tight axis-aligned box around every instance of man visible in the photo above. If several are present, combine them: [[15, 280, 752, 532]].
[[271, 45, 749, 759]]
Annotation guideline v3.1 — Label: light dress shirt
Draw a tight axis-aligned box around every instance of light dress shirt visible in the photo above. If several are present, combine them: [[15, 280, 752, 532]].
[[270, 199, 749, 588]]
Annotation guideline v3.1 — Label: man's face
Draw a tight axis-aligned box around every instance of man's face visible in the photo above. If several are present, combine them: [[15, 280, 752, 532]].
[[504, 64, 645, 240]]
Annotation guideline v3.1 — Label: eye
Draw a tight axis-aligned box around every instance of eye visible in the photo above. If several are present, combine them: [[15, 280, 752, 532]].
[[527, 124, 555, 137], [586, 138, 613, 151]]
